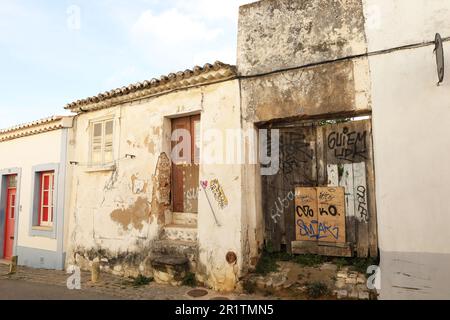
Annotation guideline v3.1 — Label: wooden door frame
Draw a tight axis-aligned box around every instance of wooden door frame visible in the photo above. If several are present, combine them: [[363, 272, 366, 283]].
[[4, 183, 17, 259], [170, 114, 201, 214], [260, 116, 378, 258], [0, 169, 21, 259]]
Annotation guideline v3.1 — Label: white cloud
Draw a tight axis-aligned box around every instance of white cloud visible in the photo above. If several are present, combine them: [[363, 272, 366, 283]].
[[131, 9, 223, 45]]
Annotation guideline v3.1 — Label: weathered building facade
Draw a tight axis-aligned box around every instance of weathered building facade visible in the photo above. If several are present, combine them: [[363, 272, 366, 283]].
[[0, 116, 74, 270], [238, 0, 377, 258], [63, 62, 261, 292], [237, 0, 450, 300], [1, 0, 450, 300], [364, 0, 450, 300]]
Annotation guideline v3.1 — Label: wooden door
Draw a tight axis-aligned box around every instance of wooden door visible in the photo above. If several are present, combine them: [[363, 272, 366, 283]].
[[321, 119, 377, 257], [171, 115, 200, 213], [262, 119, 378, 258], [3, 175, 17, 260], [262, 126, 317, 252]]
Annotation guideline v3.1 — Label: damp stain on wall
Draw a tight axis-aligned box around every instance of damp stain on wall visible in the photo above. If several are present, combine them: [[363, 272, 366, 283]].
[[144, 136, 156, 154], [110, 197, 151, 231], [131, 174, 148, 194]]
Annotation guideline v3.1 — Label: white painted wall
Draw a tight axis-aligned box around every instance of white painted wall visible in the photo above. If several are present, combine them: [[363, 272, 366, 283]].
[[0, 130, 63, 252], [364, 0, 450, 299], [363, 0, 450, 52]]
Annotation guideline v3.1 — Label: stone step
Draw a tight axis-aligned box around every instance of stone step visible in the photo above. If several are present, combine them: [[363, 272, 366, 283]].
[[172, 212, 198, 227], [152, 240, 198, 272], [152, 255, 189, 286], [152, 240, 198, 255], [163, 224, 198, 242]]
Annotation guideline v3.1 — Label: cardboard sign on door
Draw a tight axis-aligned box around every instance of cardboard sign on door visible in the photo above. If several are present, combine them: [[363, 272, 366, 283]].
[[296, 187, 346, 244], [295, 188, 318, 242]]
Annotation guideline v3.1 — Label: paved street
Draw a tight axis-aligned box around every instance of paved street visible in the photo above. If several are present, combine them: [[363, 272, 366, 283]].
[[0, 279, 117, 300], [0, 264, 265, 300]]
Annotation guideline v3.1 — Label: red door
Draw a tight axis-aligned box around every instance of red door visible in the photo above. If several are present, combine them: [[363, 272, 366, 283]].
[[3, 175, 17, 260]]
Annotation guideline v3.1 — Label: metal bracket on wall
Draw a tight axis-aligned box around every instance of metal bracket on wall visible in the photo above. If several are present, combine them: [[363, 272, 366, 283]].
[[201, 185, 221, 227]]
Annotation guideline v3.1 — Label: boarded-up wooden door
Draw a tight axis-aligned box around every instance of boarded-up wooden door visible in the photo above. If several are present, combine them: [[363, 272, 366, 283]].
[[321, 120, 377, 257], [171, 115, 200, 213], [262, 119, 378, 258], [262, 127, 317, 253]]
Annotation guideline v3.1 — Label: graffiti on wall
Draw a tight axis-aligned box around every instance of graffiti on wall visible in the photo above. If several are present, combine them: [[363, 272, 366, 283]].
[[327, 162, 369, 223], [185, 188, 199, 201], [356, 185, 369, 223], [297, 219, 340, 241], [280, 132, 314, 175], [210, 179, 229, 210], [295, 188, 318, 242], [328, 127, 368, 162], [270, 191, 295, 224]]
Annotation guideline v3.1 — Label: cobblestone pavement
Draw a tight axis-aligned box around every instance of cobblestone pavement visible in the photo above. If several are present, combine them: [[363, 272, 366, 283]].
[[0, 264, 268, 300]]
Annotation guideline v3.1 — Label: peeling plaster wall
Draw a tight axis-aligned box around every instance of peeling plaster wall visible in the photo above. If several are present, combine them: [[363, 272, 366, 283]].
[[241, 146, 265, 272], [364, 0, 450, 300], [194, 82, 245, 291], [66, 80, 248, 289], [237, 0, 372, 124], [241, 58, 372, 123], [237, 0, 368, 76], [236, 0, 373, 265]]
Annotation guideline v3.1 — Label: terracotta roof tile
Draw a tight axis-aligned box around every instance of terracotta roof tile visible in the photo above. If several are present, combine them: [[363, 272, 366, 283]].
[[65, 61, 237, 113], [0, 116, 74, 143]]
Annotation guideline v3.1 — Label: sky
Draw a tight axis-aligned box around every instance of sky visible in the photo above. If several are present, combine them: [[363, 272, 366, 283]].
[[0, 0, 253, 129]]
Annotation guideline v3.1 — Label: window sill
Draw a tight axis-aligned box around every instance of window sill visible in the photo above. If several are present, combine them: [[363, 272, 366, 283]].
[[32, 226, 53, 232], [85, 164, 116, 173]]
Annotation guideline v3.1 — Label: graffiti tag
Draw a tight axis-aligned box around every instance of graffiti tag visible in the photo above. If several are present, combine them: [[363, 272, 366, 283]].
[[210, 179, 228, 210], [328, 127, 367, 161], [271, 191, 295, 223], [356, 185, 369, 222], [297, 219, 340, 240]]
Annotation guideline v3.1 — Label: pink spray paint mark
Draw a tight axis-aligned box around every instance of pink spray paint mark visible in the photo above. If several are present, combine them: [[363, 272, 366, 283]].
[[200, 180, 208, 189]]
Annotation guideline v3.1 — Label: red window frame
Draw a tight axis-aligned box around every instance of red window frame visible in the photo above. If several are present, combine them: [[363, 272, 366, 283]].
[[37, 171, 55, 227]]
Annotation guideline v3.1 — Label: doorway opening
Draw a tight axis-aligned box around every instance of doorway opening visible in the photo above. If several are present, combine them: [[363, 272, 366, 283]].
[[165, 115, 200, 242], [2, 174, 17, 260], [261, 116, 378, 258]]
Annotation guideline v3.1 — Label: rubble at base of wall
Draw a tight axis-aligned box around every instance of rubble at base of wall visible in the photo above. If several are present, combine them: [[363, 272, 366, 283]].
[[73, 248, 155, 279], [243, 262, 377, 300], [71, 244, 203, 287]]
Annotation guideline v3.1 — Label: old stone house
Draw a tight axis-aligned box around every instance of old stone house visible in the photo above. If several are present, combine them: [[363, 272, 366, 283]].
[[63, 62, 263, 292], [1, 0, 450, 299]]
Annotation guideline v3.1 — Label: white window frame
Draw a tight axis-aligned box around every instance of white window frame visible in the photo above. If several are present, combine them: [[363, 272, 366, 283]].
[[9, 193, 15, 219], [89, 118, 114, 166], [8, 175, 17, 219], [39, 172, 54, 228]]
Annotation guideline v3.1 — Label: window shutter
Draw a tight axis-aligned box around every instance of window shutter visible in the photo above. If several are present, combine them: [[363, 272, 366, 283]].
[[92, 122, 103, 164], [104, 120, 114, 163], [39, 172, 54, 227]]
